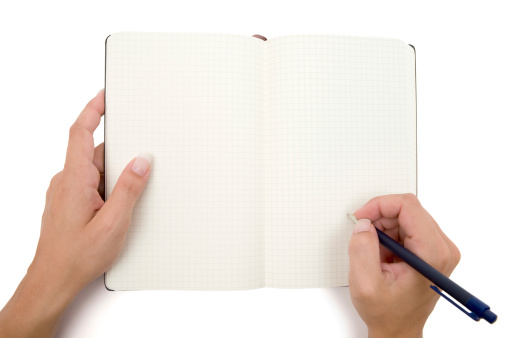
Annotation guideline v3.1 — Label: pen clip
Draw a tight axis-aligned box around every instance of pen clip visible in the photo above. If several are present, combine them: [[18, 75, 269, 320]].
[[430, 285, 480, 321]]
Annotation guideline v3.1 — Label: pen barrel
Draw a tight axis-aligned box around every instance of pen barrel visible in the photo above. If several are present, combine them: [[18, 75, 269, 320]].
[[375, 229, 479, 312]]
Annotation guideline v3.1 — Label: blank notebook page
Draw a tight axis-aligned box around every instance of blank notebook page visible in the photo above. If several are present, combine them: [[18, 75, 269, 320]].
[[264, 35, 417, 287], [105, 33, 265, 290], [105, 33, 417, 290]]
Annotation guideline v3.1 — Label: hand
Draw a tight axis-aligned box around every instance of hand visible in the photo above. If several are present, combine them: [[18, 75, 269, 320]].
[[0, 90, 152, 338], [348, 194, 460, 338]]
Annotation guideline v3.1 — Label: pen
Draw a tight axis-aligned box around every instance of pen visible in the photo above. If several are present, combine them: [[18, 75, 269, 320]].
[[347, 214, 497, 324]]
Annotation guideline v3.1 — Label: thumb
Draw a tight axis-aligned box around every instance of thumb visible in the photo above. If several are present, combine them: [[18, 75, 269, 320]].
[[102, 154, 152, 221], [348, 219, 383, 291]]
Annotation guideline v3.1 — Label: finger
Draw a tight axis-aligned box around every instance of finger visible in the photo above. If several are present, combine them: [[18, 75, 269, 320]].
[[98, 174, 105, 200], [377, 227, 403, 264], [41, 172, 62, 232], [427, 212, 456, 250], [379, 245, 396, 263], [373, 215, 425, 248], [427, 213, 461, 274], [93, 142, 105, 174], [372, 218, 399, 231], [355, 194, 450, 272], [74, 89, 105, 134], [372, 216, 415, 255], [348, 219, 383, 296], [95, 154, 152, 231], [65, 90, 105, 170], [354, 194, 435, 240], [94, 142, 105, 199]]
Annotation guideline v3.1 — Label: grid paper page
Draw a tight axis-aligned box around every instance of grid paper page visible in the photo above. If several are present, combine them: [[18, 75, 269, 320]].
[[105, 32, 265, 290], [264, 35, 417, 287]]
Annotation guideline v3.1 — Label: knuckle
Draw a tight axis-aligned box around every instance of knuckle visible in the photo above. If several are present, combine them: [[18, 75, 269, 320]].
[[436, 244, 451, 269], [47, 172, 62, 197], [69, 123, 80, 136], [84, 187, 104, 210], [451, 243, 461, 267], [92, 195, 105, 211], [49, 172, 61, 189], [435, 241, 460, 275], [402, 193, 419, 205], [83, 167, 100, 187], [69, 123, 87, 138]]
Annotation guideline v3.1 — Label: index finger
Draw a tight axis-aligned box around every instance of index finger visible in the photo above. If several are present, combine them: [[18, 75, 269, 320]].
[[354, 193, 435, 240], [65, 90, 105, 169]]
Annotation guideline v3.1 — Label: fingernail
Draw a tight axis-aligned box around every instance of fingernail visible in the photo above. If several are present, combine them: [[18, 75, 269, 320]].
[[131, 153, 152, 176], [97, 88, 104, 96], [354, 219, 371, 234]]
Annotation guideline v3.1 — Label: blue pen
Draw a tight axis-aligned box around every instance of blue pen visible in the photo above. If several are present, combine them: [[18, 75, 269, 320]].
[[347, 214, 497, 324]]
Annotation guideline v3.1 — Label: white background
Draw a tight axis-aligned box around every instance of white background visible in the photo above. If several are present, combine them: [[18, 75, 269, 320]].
[[1, 1, 506, 337]]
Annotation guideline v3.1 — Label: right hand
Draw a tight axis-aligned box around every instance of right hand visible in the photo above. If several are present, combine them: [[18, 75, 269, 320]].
[[348, 194, 461, 338]]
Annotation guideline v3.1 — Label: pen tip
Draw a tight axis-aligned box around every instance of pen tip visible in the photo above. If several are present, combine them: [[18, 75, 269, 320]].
[[347, 213, 358, 224]]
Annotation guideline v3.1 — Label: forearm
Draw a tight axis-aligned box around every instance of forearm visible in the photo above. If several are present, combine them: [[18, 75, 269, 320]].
[[0, 262, 79, 338]]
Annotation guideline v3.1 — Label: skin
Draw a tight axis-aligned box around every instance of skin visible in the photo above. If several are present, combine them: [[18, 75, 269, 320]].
[[0, 92, 460, 337], [0, 90, 151, 337], [349, 194, 461, 338]]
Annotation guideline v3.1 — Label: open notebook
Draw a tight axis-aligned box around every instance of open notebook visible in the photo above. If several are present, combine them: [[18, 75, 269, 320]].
[[104, 32, 417, 290]]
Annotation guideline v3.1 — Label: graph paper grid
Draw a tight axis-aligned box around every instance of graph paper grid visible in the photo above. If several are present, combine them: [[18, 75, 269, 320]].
[[105, 32, 416, 290]]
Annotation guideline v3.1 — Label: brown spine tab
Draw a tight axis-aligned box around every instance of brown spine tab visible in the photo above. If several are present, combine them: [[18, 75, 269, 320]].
[[252, 34, 267, 41]]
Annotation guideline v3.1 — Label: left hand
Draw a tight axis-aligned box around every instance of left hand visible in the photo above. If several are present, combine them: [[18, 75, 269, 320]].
[[0, 90, 152, 338]]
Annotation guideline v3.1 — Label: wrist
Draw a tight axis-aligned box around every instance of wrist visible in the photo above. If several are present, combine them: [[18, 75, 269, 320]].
[[0, 260, 81, 337], [368, 327, 423, 338], [25, 258, 82, 315]]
